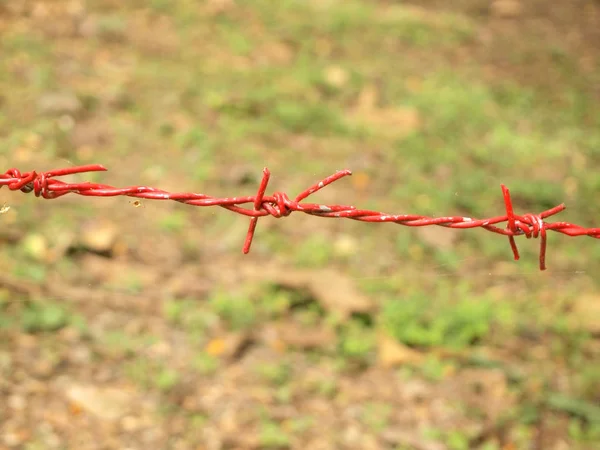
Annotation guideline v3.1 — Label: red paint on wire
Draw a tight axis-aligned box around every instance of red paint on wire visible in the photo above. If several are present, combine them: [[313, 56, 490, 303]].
[[1, 165, 599, 270]]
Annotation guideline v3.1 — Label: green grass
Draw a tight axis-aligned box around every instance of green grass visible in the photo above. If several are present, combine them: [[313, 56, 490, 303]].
[[337, 317, 375, 364], [255, 361, 292, 386], [5, 300, 89, 334], [380, 281, 514, 350], [99, 330, 159, 358], [360, 402, 393, 432], [124, 357, 182, 392], [293, 234, 334, 268], [1, 1, 599, 447], [209, 289, 258, 331], [259, 420, 291, 449], [192, 352, 220, 375]]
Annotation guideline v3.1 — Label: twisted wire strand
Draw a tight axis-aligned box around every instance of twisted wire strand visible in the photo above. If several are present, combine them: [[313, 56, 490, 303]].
[[1, 164, 599, 270]]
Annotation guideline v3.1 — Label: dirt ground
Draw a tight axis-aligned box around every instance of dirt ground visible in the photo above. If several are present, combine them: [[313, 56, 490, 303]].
[[1, 1, 600, 449]]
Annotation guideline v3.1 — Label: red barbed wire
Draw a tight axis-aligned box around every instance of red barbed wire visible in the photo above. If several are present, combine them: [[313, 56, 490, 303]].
[[1, 164, 599, 270]]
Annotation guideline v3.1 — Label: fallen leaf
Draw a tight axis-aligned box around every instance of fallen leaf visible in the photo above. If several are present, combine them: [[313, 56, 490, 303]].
[[37, 92, 82, 116], [307, 269, 375, 317], [240, 265, 375, 318], [205, 332, 252, 359], [205, 338, 226, 356], [377, 332, 424, 368], [79, 220, 119, 254], [350, 85, 421, 138], [65, 383, 136, 421], [269, 320, 336, 350]]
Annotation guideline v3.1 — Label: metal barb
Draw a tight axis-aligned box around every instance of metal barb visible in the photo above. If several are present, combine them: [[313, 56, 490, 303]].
[[1, 165, 599, 270]]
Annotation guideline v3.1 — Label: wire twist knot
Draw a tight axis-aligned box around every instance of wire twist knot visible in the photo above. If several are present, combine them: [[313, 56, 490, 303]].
[[501, 185, 552, 270], [263, 192, 294, 218], [6, 169, 51, 198]]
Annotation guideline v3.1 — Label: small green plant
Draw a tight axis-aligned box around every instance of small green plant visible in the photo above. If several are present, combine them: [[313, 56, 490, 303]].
[[0, 290, 12, 329], [164, 299, 216, 336], [124, 359, 180, 392], [158, 210, 187, 233], [568, 418, 600, 442], [361, 402, 393, 432], [337, 318, 375, 364], [420, 355, 453, 382], [546, 392, 600, 424], [100, 330, 151, 357], [275, 385, 293, 404], [255, 362, 292, 386], [210, 289, 257, 330], [293, 302, 326, 327], [20, 301, 82, 333], [381, 284, 502, 350], [154, 367, 180, 392], [292, 234, 334, 268], [259, 421, 291, 449], [189, 413, 208, 428], [12, 262, 47, 283], [446, 430, 471, 450], [193, 352, 220, 375], [94, 15, 128, 42], [257, 285, 293, 318], [149, 0, 171, 14], [573, 363, 600, 401], [124, 358, 154, 389], [288, 415, 314, 433], [312, 378, 338, 398], [163, 298, 187, 324], [270, 101, 348, 136]]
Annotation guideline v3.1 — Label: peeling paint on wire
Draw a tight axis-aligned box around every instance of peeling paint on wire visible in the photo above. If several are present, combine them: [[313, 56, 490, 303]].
[[1, 164, 599, 270]]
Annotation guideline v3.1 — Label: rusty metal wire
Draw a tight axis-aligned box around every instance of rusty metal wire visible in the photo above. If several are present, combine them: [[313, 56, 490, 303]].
[[1, 164, 599, 270]]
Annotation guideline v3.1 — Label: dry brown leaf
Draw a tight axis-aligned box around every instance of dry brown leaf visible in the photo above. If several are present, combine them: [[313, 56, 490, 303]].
[[377, 332, 424, 368], [306, 269, 374, 318], [270, 320, 336, 350], [205, 332, 252, 360], [64, 383, 136, 421], [240, 265, 374, 318], [350, 85, 421, 138], [79, 220, 119, 254], [205, 338, 226, 356]]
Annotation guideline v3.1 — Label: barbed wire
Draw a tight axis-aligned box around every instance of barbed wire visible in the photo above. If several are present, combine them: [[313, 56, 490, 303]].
[[1, 164, 599, 270]]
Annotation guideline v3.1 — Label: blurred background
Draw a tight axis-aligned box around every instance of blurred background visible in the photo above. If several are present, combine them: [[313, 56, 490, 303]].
[[1, 1, 599, 449]]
